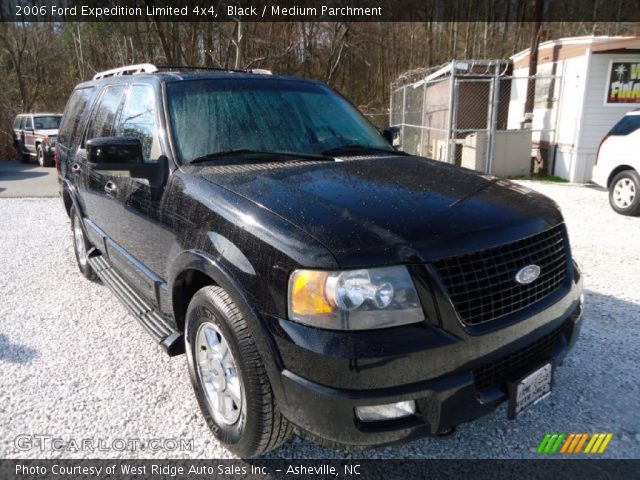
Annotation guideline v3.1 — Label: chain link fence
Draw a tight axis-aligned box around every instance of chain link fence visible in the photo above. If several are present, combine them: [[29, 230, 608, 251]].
[[391, 60, 562, 177], [391, 74, 451, 160]]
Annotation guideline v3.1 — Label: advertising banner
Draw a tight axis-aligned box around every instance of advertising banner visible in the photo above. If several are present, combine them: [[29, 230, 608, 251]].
[[607, 62, 640, 103]]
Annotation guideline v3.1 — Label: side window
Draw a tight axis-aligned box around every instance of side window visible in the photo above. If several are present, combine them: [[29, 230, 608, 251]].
[[24, 117, 33, 129], [58, 87, 94, 147], [13, 117, 21, 129], [609, 114, 640, 136], [85, 85, 126, 144], [115, 85, 160, 162], [19, 117, 26, 129]]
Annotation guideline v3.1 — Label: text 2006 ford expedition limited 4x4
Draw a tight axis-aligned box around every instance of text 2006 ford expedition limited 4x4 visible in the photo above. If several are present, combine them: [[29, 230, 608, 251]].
[[57, 64, 583, 457]]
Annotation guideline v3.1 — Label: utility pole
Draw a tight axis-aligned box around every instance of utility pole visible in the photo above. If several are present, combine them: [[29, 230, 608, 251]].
[[524, 0, 545, 173], [523, 0, 544, 118]]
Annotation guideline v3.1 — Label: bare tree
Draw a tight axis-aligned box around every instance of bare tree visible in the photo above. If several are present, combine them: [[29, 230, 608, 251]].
[[0, 23, 46, 111], [0, 19, 637, 159]]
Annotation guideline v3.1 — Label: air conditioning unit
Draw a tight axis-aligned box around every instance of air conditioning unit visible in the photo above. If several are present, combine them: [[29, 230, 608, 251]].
[[462, 130, 532, 177]]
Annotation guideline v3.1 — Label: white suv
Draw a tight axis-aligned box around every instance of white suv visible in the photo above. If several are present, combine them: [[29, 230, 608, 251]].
[[592, 110, 640, 216]]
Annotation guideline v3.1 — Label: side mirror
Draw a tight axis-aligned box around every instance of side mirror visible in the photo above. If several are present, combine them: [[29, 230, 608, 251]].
[[382, 126, 401, 148], [87, 137, 168, 190], [87, 137, 143, 165]]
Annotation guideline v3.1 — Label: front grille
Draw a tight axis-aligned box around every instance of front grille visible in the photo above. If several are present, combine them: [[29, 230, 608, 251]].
[[432, 225, 568, 325], [473, 325, 565, 391]]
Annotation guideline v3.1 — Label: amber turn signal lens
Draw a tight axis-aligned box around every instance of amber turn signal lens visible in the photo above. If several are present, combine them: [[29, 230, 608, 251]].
[[289, 270, 334, 316]]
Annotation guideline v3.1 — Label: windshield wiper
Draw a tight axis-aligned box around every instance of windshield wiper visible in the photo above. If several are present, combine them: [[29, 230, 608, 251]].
[[190, 149, 333, 164], [320, 144, 402, 156]]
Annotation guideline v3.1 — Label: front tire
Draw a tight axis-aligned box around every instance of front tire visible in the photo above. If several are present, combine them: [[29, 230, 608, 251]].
[[185, 286, 292, 457], [609, 170, 640, 216], [70, 207, 96, 280], [37, 145, 52, 167]]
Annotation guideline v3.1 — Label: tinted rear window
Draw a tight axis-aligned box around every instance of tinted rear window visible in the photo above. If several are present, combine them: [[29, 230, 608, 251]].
[[58, 87, 94, 147], [609, 114, 640, 136]]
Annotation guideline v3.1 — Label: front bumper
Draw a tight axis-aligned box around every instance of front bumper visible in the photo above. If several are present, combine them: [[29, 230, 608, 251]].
[[267, 263, 583, 447]]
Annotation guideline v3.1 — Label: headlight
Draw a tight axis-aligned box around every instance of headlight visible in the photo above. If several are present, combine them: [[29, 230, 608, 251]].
[[288, 266, 424, 330]]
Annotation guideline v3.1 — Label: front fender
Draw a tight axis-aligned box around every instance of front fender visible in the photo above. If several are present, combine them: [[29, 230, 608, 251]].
[[168, 249, 287, 403]]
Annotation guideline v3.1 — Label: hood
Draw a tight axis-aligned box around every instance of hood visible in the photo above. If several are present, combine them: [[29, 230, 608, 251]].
[[193, 155, 564, 267]]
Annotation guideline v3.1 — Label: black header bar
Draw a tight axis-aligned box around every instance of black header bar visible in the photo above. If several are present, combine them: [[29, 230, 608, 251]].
[[2, 0, 640, 22], [1, 459, 639, 480]]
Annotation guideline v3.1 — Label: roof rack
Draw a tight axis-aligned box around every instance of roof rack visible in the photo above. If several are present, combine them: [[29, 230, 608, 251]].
[[156, 65, 272, 75], [93, 63, 158, 80], [155, 64, 240, 73], [92, 63, 273, 81]]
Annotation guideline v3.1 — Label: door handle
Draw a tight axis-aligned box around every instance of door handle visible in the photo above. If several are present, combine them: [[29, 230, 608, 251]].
[[71, 163, 81, 173], [104, 181, 117, 195]]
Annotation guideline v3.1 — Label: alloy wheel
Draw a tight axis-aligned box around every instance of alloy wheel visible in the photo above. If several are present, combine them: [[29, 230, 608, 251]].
[[195, 322, 243, 425]]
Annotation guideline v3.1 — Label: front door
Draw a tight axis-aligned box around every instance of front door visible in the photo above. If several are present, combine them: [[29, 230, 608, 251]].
[[106, 84, 174, 302], [22, 116, 35, 155]]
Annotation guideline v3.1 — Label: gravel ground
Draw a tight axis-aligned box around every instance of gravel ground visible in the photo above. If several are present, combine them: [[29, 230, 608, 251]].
[[0, 181, 638, 459]]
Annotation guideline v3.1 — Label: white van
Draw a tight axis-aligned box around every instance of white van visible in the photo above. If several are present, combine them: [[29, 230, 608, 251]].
[[592, 110, 640, 216]]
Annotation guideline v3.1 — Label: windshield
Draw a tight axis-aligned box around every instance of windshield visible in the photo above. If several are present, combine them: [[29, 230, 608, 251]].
[[166, 78, 392, 163], [33, 115, 62, 130]]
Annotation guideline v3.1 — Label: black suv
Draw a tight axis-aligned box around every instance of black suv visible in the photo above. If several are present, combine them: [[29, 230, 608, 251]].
[[58, 64, 583, 457]]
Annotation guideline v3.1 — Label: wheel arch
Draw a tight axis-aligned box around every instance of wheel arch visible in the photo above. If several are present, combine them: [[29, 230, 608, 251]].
[[61, 178, 81, 218], [171, 267, 216, 333], [607, 165, 636, 188], [62, 188, 73, 217]]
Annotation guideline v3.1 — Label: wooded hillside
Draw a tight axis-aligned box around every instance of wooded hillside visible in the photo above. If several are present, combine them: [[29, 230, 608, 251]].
[[1, 21, 637, 158]]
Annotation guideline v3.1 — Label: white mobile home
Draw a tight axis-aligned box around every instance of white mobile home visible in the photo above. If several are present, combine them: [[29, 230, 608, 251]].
[[508, 36, 640, 183]]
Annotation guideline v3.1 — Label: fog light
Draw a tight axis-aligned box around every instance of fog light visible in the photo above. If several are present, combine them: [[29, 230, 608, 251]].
[[355, 401, 416, 422]]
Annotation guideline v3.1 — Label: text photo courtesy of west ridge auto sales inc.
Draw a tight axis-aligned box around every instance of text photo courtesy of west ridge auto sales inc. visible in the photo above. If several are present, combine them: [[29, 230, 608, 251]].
[[0, 1, 638, 479]]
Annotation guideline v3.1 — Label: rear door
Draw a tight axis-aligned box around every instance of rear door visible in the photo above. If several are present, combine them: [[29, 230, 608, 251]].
[[57, 86, 97, 217], [80, 84, 127, 235]]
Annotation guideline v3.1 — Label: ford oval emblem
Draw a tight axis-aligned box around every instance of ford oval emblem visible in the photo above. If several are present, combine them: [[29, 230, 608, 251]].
[[515, 265, 541, 284]]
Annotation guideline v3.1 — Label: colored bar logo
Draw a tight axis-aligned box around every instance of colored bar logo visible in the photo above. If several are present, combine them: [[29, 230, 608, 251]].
[[537, 433, 613, 454]]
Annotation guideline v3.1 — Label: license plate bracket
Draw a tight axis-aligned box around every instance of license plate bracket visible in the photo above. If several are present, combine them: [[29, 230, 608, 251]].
[[507, 362, 554, 419]]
